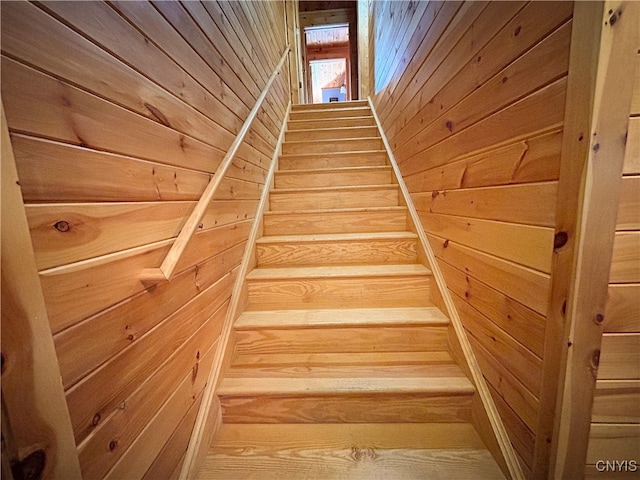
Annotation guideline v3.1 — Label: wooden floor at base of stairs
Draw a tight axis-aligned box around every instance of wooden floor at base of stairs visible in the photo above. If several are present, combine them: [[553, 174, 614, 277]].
[[199, 423, 506, 480]]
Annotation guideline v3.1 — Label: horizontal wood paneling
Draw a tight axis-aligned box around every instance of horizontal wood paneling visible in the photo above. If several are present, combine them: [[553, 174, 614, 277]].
[[406, 129, 563, 193], [413, 182, 558, 228], [372, 1, 572, 474], [1, 1, 288, 478]]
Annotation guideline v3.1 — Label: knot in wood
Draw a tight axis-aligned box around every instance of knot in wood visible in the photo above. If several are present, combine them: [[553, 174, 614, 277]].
[[54, 221, 70, 233], [554, 231, 568, 249], [92, 413, 101, 426]]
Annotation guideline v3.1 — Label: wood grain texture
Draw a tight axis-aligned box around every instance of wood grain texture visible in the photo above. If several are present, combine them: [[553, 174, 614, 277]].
[[76, 313, 220, 479], [66, 276, 233, 445], [419, 211, 554, 273], [616, 176, 640, 230], [453, 293, 542, 397], [406, 130, 562, 193], [141, 392, 201, 480], [235, 325, 448, 356], [413, 182, 558, 228], [278, 150, 387, 170], [468, 336, 539, 433], [439, 261, 545, 359], [1, 105, 82, 479], [256, 232, 418, 266], [264, 207, 408, 235], [609, 232, 640, 283], [202, 443, 503, 480], [599, 334, 640, 380], [605, 284, 640, 333], [592, 380, 640, 424], [371, 1, 575, 474], [428, 234, 550, 315], [26, 201, 256, 270], [41, 220, 251, 333], [54, 243, 244, 389], [274, 166, 392, 189], [2, 1, 289, 478], [269, 185, 399, 211]]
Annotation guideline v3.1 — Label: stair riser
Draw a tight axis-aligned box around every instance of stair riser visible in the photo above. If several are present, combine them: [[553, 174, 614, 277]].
[[269, 189, 399, 211], [275, 169, 393, 189], [264, 210, 407, 235], [290, 108, 371, 120], [246, 276, 430, 310], [291, 100, 369, 111], [287, 116, 376, 130], [286, 127, 379, 142], [257, 238, 419, 267], [283, 139, 384, 155], [220, 394, 473, 424], [234, 326, 448, 355], [279, 152, 388, 170]]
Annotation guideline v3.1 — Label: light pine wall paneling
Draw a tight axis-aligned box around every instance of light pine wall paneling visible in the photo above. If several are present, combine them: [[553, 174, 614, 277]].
[[75, 300, 226, 479], [390, 3, 572, 153], [438, 261, 545, 359], [67, 271, 235, 447], [373, 1, 445, 110], [54, 243, 246, 391], [428, 234, 550, 317], [372, 1, 573, 475], [376, 1, 488, 133], [141, 390, 204, 480], [41, 219, 252, 334], [398, 76, 567, 178], [413, 182, 558, 228], [405, 129, 563, 194], [1, 3, 250, 161], [26, 188, 260, 271]]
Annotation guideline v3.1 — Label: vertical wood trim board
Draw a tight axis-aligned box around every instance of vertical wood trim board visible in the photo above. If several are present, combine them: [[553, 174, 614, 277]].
[[369, 97, 524, 480], [1, 103, 82, 479], [543, 2, 639, 478]]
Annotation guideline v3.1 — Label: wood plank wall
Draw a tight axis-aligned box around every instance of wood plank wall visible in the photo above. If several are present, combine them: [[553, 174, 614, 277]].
[[585, 41, 640, 478], [0, 1, 288, 479], [370, 2, 573, 477]]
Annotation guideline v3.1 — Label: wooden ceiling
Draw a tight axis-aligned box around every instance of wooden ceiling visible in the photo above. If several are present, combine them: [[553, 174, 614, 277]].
[[305, 25, 349, 48]]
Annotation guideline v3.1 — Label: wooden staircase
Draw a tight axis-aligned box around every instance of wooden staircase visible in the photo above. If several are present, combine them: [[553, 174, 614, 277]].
[[199, 101, 506, 479]]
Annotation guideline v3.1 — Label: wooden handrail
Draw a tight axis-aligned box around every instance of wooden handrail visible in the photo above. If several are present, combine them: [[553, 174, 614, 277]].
[[140, 47, 290, 285]]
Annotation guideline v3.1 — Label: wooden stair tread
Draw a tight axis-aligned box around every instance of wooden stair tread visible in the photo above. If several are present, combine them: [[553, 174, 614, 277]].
[[284, 137, 381, 146], [276, 165, 391, 175], [230, 352, 454, 367], [256, 231, 417, 244], [286, 125, 378, 134], [226, 363, 464, 379], [201, 446, 503, 480], [287, 115, 374, 126], [279, 149, 387, 159], [246, 264, 431, 281], [291, 102, 369, 112], [217, 373, 475, 396], [270, 184, 397, 194], [235, 307, 447, 329], [264, 205, 406, 216], [210, 423, 487, 449]]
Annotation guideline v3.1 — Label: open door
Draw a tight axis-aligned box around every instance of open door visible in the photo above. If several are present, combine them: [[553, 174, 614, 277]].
[[298, 3, 358, 104]]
